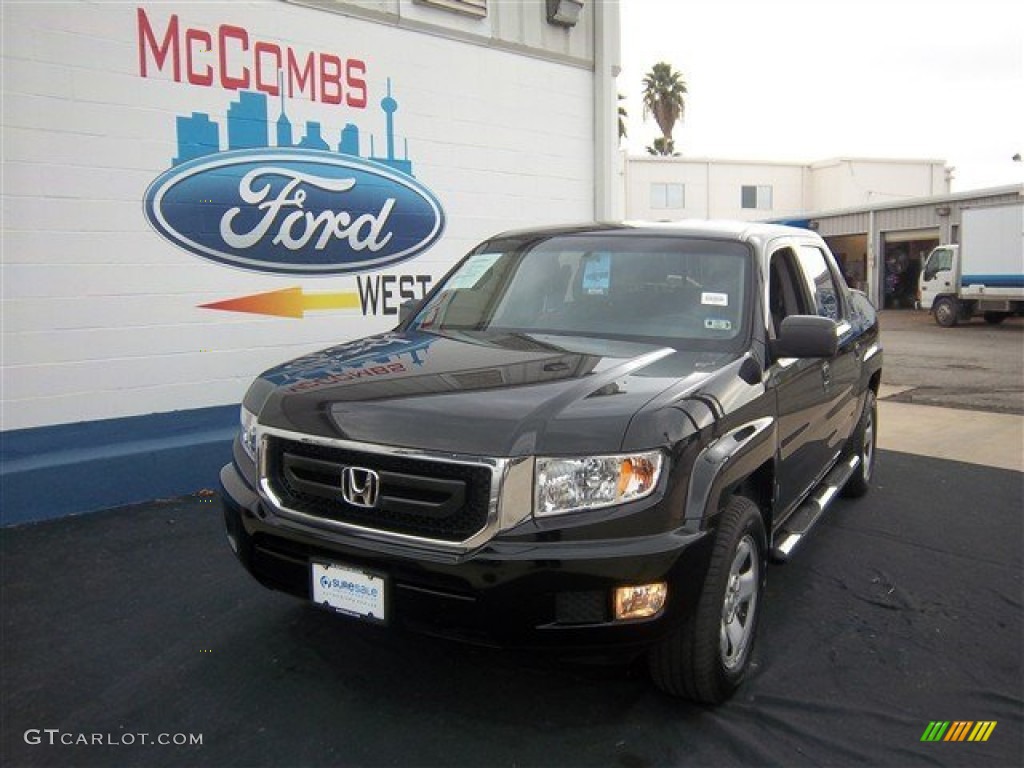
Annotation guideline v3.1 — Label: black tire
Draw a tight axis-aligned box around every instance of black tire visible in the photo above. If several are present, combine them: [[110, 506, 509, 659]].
[[648, 496, 766, 704], [841, 390, 876, 498], [934, 297, 958, 327], [983, 312, 1007, 325]]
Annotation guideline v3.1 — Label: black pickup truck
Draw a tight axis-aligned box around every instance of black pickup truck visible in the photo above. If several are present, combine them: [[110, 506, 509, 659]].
[[221, 221, 882, 704]]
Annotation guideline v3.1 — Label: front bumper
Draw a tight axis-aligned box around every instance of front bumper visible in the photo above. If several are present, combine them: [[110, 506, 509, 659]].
[[221, 454, 712, 657]]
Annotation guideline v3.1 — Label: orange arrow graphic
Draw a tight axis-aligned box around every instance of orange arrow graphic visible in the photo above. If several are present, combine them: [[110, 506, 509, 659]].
[[200, 287, 361, 318]]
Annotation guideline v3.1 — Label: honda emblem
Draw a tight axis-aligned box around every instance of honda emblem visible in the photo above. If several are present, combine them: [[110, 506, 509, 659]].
[[341, 467, 380, 508]]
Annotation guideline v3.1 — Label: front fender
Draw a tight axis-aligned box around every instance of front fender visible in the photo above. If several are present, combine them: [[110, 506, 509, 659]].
[[684, 416, 775, 532]]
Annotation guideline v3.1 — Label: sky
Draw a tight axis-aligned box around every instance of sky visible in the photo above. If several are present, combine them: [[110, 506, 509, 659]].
[[618, 0, 1024, 192]]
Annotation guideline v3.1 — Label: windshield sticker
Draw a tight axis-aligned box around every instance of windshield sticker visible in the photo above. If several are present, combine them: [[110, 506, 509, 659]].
[[704, 318, 732, 331], [701, 292, 729, 307], [582, 253, 612, 295], [445, 253, 502, 290]]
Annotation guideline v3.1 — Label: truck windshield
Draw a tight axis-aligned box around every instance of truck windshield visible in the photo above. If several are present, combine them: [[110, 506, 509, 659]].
[[410, 234, 752, 348]]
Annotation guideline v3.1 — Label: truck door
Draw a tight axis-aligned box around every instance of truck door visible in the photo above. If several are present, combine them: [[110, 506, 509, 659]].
[[766, 244, 857, 516], [766, 246, 833, 513], [919, 246, 956, 310], [795, 244, 860, 460]]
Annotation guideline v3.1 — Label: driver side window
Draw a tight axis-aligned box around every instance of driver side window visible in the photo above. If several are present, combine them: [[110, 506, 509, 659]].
[[768, 248, 812, 338], [925, 248, 953, 277]]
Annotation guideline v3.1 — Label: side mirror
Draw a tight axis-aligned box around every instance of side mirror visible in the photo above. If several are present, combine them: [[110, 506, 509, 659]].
[[772, 315, 838, 359], [399, 299, 422, 324]]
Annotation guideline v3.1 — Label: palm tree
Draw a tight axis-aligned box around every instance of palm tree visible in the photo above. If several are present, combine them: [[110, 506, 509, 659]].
[[646, 137, 676, 156], [642, 62, 687, 156], [618, 93, 628, 143]]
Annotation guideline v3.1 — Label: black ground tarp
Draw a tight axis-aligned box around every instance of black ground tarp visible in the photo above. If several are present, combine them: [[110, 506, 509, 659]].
[[2, 449, 1022, 767]]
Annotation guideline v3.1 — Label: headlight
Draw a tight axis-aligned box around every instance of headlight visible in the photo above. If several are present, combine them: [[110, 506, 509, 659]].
[[535, 451, 663, 517], [240, 406, 259, 463]]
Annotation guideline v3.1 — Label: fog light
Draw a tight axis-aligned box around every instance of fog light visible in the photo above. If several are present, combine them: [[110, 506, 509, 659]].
[[614, 583, 668, 621]]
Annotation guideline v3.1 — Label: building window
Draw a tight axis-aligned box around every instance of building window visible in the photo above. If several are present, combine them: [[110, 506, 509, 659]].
[[414, 0, 487, 17], [741, 185, 773, 210], [651, 183, 684, 210]]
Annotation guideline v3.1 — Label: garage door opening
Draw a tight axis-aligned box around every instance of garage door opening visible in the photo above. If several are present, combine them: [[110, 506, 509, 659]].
[[824, 235, 868, 293], [882, 229, 939, 309]]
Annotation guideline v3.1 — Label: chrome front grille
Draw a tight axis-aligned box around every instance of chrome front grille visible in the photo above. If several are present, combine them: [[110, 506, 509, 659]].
[[261, 434, 495, 544]]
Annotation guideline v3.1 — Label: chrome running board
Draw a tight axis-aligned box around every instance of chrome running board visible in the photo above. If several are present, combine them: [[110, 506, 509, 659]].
[[770, 454, 860, 563]]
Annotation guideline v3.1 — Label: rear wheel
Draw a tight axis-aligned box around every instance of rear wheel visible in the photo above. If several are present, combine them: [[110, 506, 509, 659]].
[[842, 390, 876, 498], [934, 297, 958, 327], [648, 496, 765, 704], [984, 312, 1007, 325]]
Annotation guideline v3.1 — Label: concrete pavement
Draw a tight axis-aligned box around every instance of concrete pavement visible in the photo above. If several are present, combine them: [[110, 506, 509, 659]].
[[878, 384, 1024, 473], [3, 450, 1021, 768]]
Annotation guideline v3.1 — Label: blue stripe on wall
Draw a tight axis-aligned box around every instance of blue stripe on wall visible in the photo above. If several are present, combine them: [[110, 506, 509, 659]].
[[1, 405, 238, 526], [960, 274, 1024, 288]]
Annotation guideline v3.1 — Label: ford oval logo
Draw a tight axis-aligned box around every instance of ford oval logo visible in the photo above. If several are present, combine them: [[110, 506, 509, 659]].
[[143, 149, 445, 275]]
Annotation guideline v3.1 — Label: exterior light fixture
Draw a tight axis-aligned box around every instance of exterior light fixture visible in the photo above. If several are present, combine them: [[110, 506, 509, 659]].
[[546, 0, 584, 27], [614, 583, 668, 621], [935, 206, 951, 217]]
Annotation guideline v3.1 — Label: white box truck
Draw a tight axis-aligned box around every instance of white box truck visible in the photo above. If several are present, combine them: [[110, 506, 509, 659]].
[[919, 201, 1024, 326]]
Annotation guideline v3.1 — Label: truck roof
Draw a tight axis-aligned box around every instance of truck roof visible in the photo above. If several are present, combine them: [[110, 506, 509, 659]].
[[490, 220, 823, 244]]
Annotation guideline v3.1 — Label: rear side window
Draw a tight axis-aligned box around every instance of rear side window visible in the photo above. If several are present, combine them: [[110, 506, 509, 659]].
[[796, 245, 843, 321]]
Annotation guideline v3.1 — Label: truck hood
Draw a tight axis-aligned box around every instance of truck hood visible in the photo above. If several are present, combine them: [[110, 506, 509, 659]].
[[252, 330, 737, 456]]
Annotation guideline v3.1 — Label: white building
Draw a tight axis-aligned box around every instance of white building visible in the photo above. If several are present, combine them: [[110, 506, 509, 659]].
[[0, 0, 620, 522], [624, 155, 951, 222]]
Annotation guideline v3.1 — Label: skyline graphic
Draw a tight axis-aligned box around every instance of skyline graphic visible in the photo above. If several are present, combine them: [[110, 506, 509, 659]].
[[172, 77, 414, 176]]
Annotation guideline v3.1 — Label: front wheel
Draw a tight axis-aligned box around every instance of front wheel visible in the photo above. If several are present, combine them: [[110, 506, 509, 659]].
[[842, 390, 876, 498], [648, 496, 766, 704], [934, 297, 959, 327]]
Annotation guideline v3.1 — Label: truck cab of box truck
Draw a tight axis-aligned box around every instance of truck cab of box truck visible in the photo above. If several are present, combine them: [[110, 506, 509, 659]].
[[918, 202, 1024, 327], [919, 244, 963, 324]]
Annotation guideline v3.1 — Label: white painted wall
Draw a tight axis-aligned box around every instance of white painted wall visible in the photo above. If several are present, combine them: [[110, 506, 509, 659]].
[[626, 157, 808, 221], [705, 162, 806, 220], [1, 0, 602, 431], [625, 156, 950, 222], [625, 158, 709, 221], [808, 158, 949, 210], [297, 0, 596, 62]]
